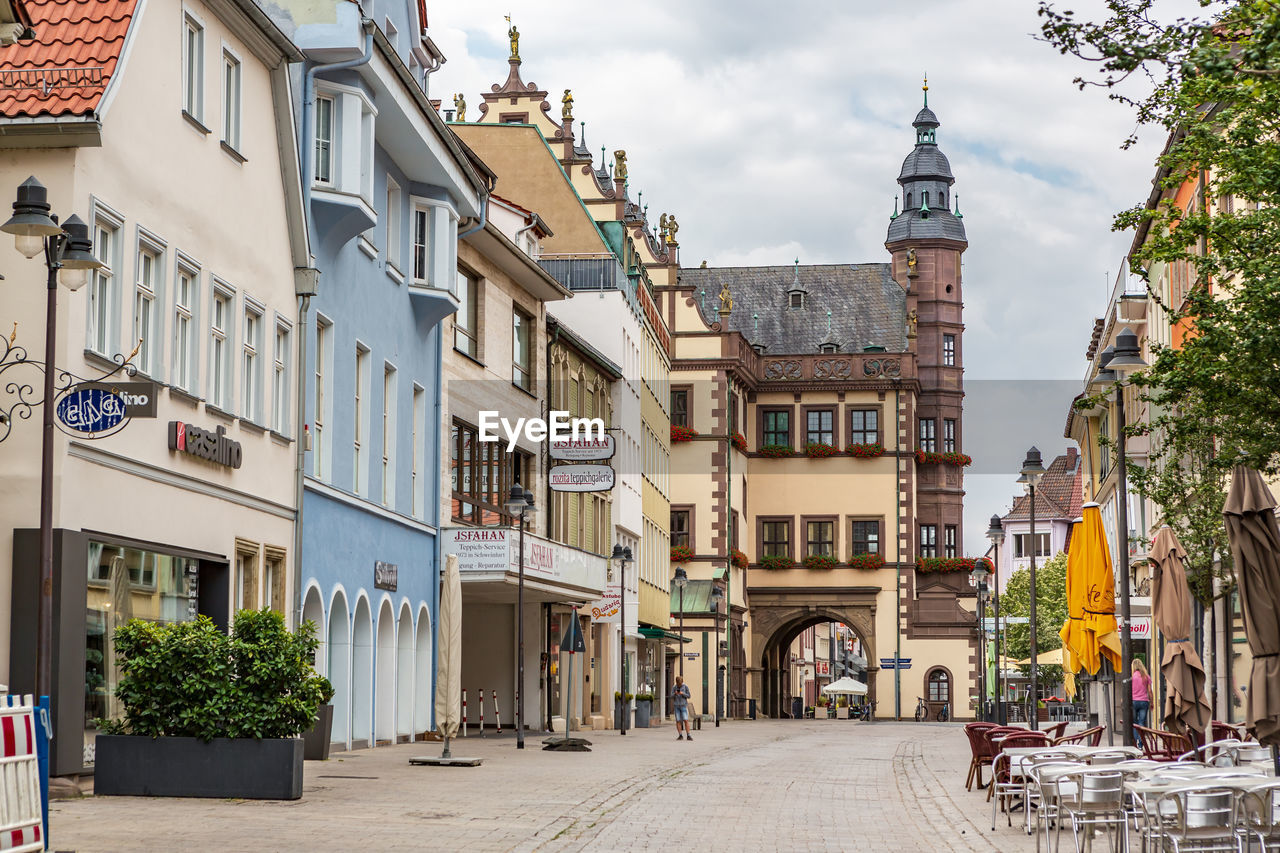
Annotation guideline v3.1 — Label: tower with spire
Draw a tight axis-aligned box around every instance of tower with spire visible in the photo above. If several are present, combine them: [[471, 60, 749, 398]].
[[886, 75, 967, 562]]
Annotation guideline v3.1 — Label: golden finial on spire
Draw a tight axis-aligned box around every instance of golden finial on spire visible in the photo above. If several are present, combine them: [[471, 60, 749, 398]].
[[922, 73, 929, 107], [505, 16, 519, 61]]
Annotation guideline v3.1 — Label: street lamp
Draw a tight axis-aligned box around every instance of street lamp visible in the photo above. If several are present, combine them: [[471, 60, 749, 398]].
[[504, 484, 536, 749], [1019, 446, 1046, 730], [674, 566, 688, 681], [986, 514, 1006, 723], [2, 176, 102, 700], [610, 543, 633, 735], [710, 584, 724, 727], [969, 559, 991, 722], [1091, 326, 1147, 748]]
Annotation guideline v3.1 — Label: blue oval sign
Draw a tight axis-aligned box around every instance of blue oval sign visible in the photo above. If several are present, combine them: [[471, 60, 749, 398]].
[[56, 387, 126, 434]]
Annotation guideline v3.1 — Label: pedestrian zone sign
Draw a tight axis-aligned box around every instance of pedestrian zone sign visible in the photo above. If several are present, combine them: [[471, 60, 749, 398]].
[[879, 657, 912, 670]]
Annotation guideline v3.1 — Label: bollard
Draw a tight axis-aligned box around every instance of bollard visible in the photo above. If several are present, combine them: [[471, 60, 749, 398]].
[[479, 689, 485, 736], [462, 689, 467, 738], [493, 690, 501, 734]]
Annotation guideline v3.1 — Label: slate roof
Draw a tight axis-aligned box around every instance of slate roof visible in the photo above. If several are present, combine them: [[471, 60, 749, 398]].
[[1003, 450, 1083, 523], [886, 207, 968, 243], [679, 263, 907, 354], [898, 145, 954, 182], [913, 105, 939, 127], [0, 0, 137, 119]]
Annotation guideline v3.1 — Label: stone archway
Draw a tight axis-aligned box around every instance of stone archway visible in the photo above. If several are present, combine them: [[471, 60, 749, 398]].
[[749, 591, 878, 719]]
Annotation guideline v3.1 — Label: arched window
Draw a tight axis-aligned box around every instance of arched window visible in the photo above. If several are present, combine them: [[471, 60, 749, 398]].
[[927, 667, 950, 703]]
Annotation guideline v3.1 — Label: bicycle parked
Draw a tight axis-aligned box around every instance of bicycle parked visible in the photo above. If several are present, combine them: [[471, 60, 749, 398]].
[[914, 697, 950, 722], [858, 700, 876, 721]]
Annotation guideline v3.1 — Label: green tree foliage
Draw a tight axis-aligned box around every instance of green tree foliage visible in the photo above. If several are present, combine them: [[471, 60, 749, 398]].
[[100, 610, 326, 741], [998, 551, 1068, 662]]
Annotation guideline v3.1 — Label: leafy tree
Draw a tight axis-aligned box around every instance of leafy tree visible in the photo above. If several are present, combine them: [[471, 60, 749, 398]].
[[997, 551, 1068, 662]]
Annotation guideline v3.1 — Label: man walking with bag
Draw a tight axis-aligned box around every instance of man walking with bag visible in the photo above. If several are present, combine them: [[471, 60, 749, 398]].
[[672, 676, 692, 741]]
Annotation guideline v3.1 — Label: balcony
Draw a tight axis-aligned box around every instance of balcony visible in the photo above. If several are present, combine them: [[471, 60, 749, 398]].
[[539, 253, 626, 292]]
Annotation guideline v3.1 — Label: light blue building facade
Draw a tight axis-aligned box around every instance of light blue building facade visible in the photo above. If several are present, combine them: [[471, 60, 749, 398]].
[[265, 0, 488, 749]]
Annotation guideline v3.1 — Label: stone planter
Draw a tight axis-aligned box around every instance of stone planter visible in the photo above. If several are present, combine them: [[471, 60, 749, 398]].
[[95, 734, 304, 800], [634, 700, 652, 728], [614, 700, 632, 731], [302, 703, 334, 761]]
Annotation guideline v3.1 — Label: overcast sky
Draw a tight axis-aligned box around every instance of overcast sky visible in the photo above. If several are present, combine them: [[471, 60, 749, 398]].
[[430, 0, 1165, 553]]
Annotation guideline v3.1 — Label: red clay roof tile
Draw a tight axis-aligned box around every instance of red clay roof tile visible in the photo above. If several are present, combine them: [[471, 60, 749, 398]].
[[0, 0, 137, 119]]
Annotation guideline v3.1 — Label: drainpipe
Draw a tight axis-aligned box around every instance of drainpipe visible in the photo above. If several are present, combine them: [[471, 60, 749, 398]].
[[458, 195, 488, 241], [431, 324, 443, 729], [292, 20, 374, 633], [894, 381, 902, 721], [513, 215, 540, 254]]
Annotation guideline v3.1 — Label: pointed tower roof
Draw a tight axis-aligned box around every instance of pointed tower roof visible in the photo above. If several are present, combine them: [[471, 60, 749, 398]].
[[886, 76, 966, 246]]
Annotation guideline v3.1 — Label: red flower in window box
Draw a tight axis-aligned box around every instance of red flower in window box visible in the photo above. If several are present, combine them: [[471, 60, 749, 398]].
[[760, 554, 794, 570], [804, 442, 839, 459], [915, 556, 991, 574], [758, 443, 795, 458], [802, 554, 841, 570], [730, 432, 748, 453], [730, 549, 749, 570], [848, 442, 885, 458], [914, 449, 972, 467], [671, 425, 698, 443], [670, 545, 695, 563], [847, 553, 885, 570]]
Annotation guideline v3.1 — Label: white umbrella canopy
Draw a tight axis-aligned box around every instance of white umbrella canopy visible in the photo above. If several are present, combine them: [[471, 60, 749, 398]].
[[435, 555, 462, 754], [821, 676, 868, 696]]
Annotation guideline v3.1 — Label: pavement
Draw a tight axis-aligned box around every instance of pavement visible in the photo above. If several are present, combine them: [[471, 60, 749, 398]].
[[51, 720, 1037, 852]]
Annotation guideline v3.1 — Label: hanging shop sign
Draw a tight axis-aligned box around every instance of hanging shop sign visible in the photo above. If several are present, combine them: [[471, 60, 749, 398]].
[[549, 464, 615, 492], [1124, 617, 1151, 640], [374, 561, 398, 592], [85, 381, 157, 418], [168, 421, 243, 469], [589, 582, 621, 623], [549, 434, 616, 462], [56, 385, 127, 435]]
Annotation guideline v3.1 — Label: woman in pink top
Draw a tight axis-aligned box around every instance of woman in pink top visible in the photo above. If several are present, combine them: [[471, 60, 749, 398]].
[[1132, 658, 1152, 739]]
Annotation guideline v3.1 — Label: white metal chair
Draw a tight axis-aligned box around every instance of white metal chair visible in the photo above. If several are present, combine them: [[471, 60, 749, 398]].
[[1240, 780, 1280, 851], [1153, 786, 1245, 853], [1053, 767, 1130, 853], [1028, 758, 1089, 852]]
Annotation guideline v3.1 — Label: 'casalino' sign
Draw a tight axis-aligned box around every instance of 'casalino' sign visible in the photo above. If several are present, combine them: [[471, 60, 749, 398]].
[[168, 421, 243, 469]]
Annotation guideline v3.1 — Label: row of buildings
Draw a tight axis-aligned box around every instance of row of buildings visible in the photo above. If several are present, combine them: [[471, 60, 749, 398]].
[[0, 0, 984, 778]]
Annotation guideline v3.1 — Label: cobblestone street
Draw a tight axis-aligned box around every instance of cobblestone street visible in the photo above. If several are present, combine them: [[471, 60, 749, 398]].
[[52, 720, 1035, 852]]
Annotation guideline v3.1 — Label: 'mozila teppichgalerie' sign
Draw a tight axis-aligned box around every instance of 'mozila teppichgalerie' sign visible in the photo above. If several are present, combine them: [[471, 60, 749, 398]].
[[550, 434, 616, 461], [549, 464, 615, 492]]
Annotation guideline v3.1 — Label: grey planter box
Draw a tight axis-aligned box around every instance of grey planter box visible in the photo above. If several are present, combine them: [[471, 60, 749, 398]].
[[634, 701, 651, 728], [302, 704, 334, 761], [95, 734, 304, 800]]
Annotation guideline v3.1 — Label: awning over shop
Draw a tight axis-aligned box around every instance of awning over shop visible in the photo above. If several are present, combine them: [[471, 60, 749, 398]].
[[821, 677, 868, 696], [669, 579, 715, 615], [441, 526, 607, 604], [639, 627, 691, 644]]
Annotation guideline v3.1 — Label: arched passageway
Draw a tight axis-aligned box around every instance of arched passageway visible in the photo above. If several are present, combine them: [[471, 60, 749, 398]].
[[754, 605, 876, 719]]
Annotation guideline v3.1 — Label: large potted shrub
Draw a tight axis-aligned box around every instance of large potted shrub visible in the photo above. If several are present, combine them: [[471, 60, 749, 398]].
[[302, 676, 335, 761], [614, 691, 633, 730], [94, 609, 326, 800], [634, 693, 654, 728]]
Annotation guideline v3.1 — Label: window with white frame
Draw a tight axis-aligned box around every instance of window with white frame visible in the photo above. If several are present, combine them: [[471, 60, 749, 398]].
[[386, 176, 401, 275], [272, 321, 290, 434], [943, 334, 956, 367], [173, 258, 199, 393], [210, 286, 232, 409], [512, 307, 532, 391], [87, 211, 121, 356], [353, 344, 369, 495], [222, 48, 241, 151], [412, 384, 425, 518], [133, 240, 163, 377], [381, 363, 396, 507], [410, 199, 459, 294], [182, 13, 204, 121], [412, 205, 431, 280], [314, 95, 334, 185], [242, 303, 262, 422], [313, 316, 331, 479]]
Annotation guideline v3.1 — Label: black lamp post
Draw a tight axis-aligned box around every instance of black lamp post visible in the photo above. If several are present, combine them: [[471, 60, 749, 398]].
[[504, 484, 536, 749], [610, 543, 632, 735], [674, 566, 688, 682], [969, 559, 991, 722], [710, 584, 724, 727], [2, 176, 102, 700], [1092, 327, 1148, 747], [1019, 446, 1046, 729], [986, 514, 1006, 723]]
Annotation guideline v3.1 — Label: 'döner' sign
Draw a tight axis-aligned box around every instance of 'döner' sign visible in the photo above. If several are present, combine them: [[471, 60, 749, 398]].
[[549, 433, 615, 461], [549, 464, 615, 492]]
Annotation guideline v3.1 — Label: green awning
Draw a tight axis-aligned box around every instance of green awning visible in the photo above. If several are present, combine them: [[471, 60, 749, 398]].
[[639, 627, 692, 644], [669, 578, 714, 614]]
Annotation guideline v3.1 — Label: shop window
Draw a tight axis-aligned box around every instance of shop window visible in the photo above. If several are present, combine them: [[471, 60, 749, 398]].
[[927, 668, 950, 703]]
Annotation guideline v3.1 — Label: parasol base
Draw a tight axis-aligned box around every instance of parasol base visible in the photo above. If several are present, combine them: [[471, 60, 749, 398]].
[[542, 737, 592, 751], [409, 756, 483, 766]]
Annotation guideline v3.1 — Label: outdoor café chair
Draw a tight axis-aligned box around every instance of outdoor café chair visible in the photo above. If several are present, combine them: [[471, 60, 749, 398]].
[[990, 732, 1052, 830], [1210, 721, 1245, 744], [1022, 751, 1083, 836], [1027, 758, 1088, 852], [1136, 725, 1194, 762], [1177, 740, 1246, 767], [1090, 749, 1139, 767], [1055, 725, 1106, 747], [1052, 767, 1129, 853], [1044, 721, 1070, 741], [1152, 786, 1244, 853], [1240, 780, 1280, 851], [965, 722, 1000, 790]]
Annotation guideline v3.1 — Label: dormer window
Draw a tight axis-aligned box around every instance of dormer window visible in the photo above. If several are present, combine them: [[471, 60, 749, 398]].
[[819, 343, 838, 354], [752, 343, 767, 355], [789, 291, 805, 309]]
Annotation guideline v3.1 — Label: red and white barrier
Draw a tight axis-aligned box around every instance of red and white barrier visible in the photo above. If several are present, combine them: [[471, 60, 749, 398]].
[[462, 690, 468, 738], [479, 689, 485, 736], [492, 690, 501, 734], [1, 695, 43, 852]]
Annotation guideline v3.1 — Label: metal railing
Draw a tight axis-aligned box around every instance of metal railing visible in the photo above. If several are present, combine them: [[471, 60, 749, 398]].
[[538, 253, 626, 292]]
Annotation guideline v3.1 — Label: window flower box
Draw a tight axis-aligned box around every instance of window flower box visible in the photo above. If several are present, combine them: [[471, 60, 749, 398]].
[[848, 442, 885, 458], [915, 556, 993, 574], [804, 442, 840, 459], [914, 449, 972, 467], [670, 545, 695, 563], [760, 554, 794, 571], [802, 554, 841, 570], [847, 553, 885, 570], [730, 432, 748, 453], [671, 425, 699, 443], [758, 443, 795, 458], [731, 549, 749, 570]]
